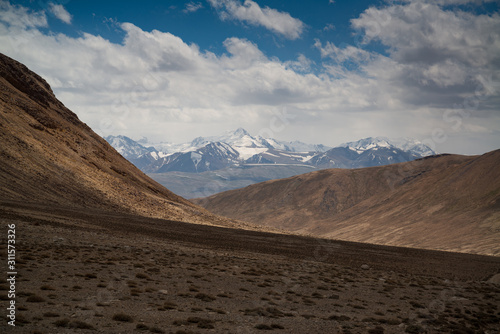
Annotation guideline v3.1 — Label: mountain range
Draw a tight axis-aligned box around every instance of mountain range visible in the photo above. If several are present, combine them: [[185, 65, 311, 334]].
[[106, 129, 435, 173], [105, 130, 436, 197]]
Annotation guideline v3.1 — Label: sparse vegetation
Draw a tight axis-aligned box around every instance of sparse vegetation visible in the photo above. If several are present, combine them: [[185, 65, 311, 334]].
[[135, 323, 149, 330], [112, 313, 133, 322], [26, 295, 45, 303], [194, 293, 216, 302]]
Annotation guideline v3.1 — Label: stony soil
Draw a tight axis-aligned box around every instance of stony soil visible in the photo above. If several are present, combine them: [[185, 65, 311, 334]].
[[1, 201, 499, 334]]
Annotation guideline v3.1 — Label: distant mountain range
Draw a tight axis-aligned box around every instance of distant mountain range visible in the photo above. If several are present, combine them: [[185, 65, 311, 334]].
[[105, 129, 436, 198], [105, 128, 436, 174]]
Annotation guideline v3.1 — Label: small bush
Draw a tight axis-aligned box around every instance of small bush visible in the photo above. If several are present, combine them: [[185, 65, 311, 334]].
[[136, 323, 149, 331], [164, 302, 177, 310], [328, 315, 351, 321], [70, 320, 95, 329], [43, 312, 59, 317], [405, 325, 426, 333], [255, 324, 273, 330], [40, 285, 55, 291], [368, 326, 385, 334], [112, 313, 133, 322], [410, 301, 425, 309], [173, 319, 190, 326], [26, 295, 45, 303], [136, 273, 150, 279], [195, 293, 216, 302], [54, 318, 70, 327], [150, 327, 165, 333]]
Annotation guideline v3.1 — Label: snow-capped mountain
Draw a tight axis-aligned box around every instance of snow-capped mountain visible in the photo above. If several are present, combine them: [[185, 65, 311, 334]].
[[308, 137, 436, 169], [386, 137, 436, 158], [104, 135, 160, 170], [105, 135, 157, 159], [340, 137, 435, 158], [187, 128, 305, 160], [106, 130, 436, 174], [281, 141, 331, 153], [153, 142, 240, 173]]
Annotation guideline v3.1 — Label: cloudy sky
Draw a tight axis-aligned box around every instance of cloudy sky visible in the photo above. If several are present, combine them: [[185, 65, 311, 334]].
[[0, 0, 499, 154]]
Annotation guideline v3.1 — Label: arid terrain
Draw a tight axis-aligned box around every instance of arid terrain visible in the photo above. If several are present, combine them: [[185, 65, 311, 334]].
[[194, 151, 500, 256], [1, 201, 500, 334], [1, 54, 499, 333]]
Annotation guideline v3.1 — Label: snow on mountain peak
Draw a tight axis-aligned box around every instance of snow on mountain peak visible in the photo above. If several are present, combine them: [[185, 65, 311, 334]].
[[233, 127, 250, 137], [106, 130, 436, 176], [104, 135, 157, 159], [341, 137, 435, 157]]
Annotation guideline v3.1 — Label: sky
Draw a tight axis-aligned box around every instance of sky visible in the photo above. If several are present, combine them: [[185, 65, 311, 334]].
[[0, 0, 499, 154]]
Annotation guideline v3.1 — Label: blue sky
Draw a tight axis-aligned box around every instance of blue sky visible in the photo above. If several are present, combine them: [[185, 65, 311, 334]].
[[1, 0, 499, 154]]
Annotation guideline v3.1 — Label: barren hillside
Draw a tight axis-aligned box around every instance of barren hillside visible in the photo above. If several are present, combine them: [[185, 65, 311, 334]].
[[194, 151, 500, 255]]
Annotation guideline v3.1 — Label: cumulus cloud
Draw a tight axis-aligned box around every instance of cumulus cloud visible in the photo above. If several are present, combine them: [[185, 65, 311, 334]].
[[48, 2, 72, 24], [208, 0, 305, 39], [347, 2, 500, 104], [316, 0, 500, 152], [352, 2, 500, 68]]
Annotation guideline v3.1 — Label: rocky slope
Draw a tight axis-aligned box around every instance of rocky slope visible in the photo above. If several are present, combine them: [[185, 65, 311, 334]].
[[194, 151, 500, 255]]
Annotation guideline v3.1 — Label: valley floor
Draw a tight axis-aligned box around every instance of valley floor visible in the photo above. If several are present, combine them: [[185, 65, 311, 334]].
[[1, 201, 499, 334]]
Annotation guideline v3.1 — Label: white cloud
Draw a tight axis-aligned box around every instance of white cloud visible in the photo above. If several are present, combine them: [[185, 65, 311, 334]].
[[49, 2, 72, 24], [208, 0, 305, 40], [285, 54, 313, 73], [184, 2, 203, 13], [323, 23, 335, 31], [315, 40, 373, 64], [400, 0, 497, 4], [348, 2, 500, 103], [0, 1, 47, 28]]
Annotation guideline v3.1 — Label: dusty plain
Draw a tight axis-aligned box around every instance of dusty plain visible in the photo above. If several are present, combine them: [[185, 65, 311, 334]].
[[1, 201, 499, 334]]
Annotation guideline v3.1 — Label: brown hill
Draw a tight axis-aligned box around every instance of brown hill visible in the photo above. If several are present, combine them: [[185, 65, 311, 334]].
[[193, 151, 500, 255], [0, 53, 242, 227]]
